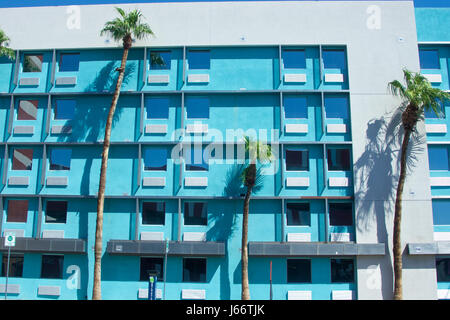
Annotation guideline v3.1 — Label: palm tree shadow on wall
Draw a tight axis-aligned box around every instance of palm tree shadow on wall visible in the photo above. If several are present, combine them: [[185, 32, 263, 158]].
[[353, 103, 425, 299], [57, 61, 135, 196]]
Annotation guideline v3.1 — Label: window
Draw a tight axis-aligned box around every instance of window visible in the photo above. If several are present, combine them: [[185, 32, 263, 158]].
[[23, 54, 43, 72], [55, 99, 76, 120], [432, 200, 450, 225], [428, 145, 449, 171], [436, 258, 450, 282], [331, 259, 354, 283], [184, 202, 207, 226], [286, 203, 310, 226], [287, 259, 311, 283], [12, 149, 33, 170], [1, 254, 24, 278], [327, 148, 351, 171], [185, 145, 209, 171], [142, 202, 165, 225], [41, 255, 64, 279], [183, 258, 206, 282], [322, 49, 346, 70], [188, 50, 210, 70], [324, 96, 349, 119], [45, 201, 68, 224], [285, 149, 309, 171], [6, 200, 28, 223], [329, 203, 353, 226], [18, 100, 38, 120], [284, 96, 308, 119], [146, 97, 169, 119], [59, 53, 80, 72], [419, 49, 440, 70], [144, 147, 167, 171], [140, 257, 164, 281], [282, 49, 306, 69], [186, 97, 209, 119], [150, 50, 171, 70], [50, 148, 72, 171]]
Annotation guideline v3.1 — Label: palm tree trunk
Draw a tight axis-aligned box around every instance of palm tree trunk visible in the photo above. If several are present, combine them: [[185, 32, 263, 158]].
[[241, 184, 252, 300], [393, 127, 412, 300], [92, 47, 129, 300]]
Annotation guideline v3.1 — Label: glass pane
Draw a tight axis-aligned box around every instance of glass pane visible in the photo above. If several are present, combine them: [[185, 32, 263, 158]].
[[428, 145, 449, 171], [419, 49, 440, 69], [23, 54, 43, 72], [287, 259, 311, 283], [50, 148, 72, 170], [327, 149, 350, 171], [184, 202, 207, 225], [59, 53, 80, 72], [45, 201, 68, 223], [140, 257, 164, 281], [331, 259, 354, 283], [7, 200, 28, 223], [142, 202, 165, 225], [323, 49, 346, 70], [186, 97, 209, 119], [285, 149, 309, 171], [188, 50, 210, 70], [284, 96, 308, 119], [55, 100, 76, 120], [283, 49, 306, 69], [329, 203, 353, 226], [324, 96, 349, 119], [1, 254, 24, 277], [12, 149, 33, 170], [18, 100, 38, 120], [436, 258, 450, 282], [186, 146, 208, 171], [286, 203, 310, 226], [150, 51, 171, 70], [41, 255, 64, 279], [144, 147, 167, 171], [146, 97, 169, 119], [183, 258, 206, 282], [432, 200, 450, 225]]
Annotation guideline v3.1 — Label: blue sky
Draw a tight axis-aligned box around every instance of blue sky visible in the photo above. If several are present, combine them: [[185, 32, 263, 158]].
[[0, 0, 448, 8]]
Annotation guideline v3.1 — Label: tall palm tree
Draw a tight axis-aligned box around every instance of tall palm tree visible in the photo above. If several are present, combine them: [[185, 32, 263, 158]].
[[240, 136, 273, 300], [0, 29, 15, 60], [94, 7, 155, 300], [388, 69, 449, 300]]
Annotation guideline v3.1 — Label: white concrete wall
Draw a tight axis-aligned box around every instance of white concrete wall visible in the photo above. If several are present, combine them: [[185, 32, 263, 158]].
[[0, 0, 437, 299]]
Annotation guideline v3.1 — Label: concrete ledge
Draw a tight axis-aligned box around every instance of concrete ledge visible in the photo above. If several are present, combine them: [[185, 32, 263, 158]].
[[287, 233, 311, 242], [430, 177, 450, 187], [185, 177, 208, 187], [408, 241, 450, 255], [183, 232, 206, 242], [46, 176, 68, 186], [425, 124, 447, 134], [143, 177, 166, 187], [182, 289, 206, 300], [328, 177, 349, 187], [326, 124, 347, 134], [138, 288, 162, 299], [284, 73, 307, 83], [13, 125, 34, 135], [286, 177, 309, 187], [148, 74, 170, 84], [423, 73, 442, 83], [55, 76, 77, 86], [8, 176, 29, 186], [19, 77, 39, 86], [438, 289, 450, 300], [145, 124, 168, 134], [434, 232, 450, 241], [42, 230, 65, 239], [331, 290, 354, 300], [287, 291, 311, 300], [38, 286, 60, 296], [285, 124, 308, 134], [330, 232, 351, 242], [0, 238, 86, 254], [3, 229, 25, 238], [248, 242, 385, 257], [186, 123, 208, 134], [324, 73, 344, 83], [51, 125, 72, 134], [187, 74, 209, 83], [0, 284, 20, 294], [107, 240, 225, 256], [140, 232, 164, 241]]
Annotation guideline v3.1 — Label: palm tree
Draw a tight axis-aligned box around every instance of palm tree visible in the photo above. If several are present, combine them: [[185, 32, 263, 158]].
[[0, 29, 15, 60], [240, 136, 273, 300], [94, 7, 155, 300], [388, 69, 449, 300]]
